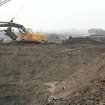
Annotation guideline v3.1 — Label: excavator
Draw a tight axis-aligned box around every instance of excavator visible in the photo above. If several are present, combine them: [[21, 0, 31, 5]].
[[0, 1, 48, 44], [0, 21, 48, 44]]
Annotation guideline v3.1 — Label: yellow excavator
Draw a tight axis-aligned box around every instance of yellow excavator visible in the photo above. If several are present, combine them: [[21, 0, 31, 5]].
[[0, 21, 48, 44], [0, 1, 48, 44]]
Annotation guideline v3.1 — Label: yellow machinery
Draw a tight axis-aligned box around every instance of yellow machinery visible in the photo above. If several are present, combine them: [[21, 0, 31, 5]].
[[0, 21, 48, 44], [17, 32, 48, 43]]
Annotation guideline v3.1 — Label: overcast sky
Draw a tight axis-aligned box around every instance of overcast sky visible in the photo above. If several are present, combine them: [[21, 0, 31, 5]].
[[0, 0, 105, 31]]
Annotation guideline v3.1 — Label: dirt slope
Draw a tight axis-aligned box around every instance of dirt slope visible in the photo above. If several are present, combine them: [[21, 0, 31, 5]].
[[0, 42, 105, 105]]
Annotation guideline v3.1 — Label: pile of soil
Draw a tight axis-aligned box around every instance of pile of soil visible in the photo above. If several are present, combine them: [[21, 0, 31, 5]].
[[0, 41, 105, 105]]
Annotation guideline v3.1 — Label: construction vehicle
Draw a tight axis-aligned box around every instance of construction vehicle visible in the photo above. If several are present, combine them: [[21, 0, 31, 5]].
[[0, 21, 48, 43], [0, 0, 48, 44]]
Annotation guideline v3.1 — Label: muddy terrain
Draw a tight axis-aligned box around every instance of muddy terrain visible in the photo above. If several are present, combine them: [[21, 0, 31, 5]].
[[0, 40, 105, 105]]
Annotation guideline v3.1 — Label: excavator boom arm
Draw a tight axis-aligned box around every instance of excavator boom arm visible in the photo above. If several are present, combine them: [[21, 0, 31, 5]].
[[0, 22, 27, 32], [0, 22, 27, 40]]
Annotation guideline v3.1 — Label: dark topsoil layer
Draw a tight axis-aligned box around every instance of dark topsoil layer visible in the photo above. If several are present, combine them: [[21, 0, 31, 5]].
[[0, 39, 105, 105]]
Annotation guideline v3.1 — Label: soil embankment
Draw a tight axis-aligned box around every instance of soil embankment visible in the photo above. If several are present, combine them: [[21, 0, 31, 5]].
[[0, 41, 105, 105]]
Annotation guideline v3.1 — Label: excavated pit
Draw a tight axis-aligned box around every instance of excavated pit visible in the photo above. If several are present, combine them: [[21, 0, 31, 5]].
[[0, 40, 105, 105]]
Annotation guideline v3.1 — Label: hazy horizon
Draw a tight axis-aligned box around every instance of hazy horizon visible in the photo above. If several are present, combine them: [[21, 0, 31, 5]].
[[0, 0, 105, 31]]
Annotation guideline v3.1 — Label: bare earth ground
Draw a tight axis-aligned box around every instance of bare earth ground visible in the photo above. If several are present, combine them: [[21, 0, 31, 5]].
[[0, 40, 105, 105]]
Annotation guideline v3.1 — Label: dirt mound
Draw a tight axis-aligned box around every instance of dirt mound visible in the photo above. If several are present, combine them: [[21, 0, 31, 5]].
[[0, 42, 105, 105]]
